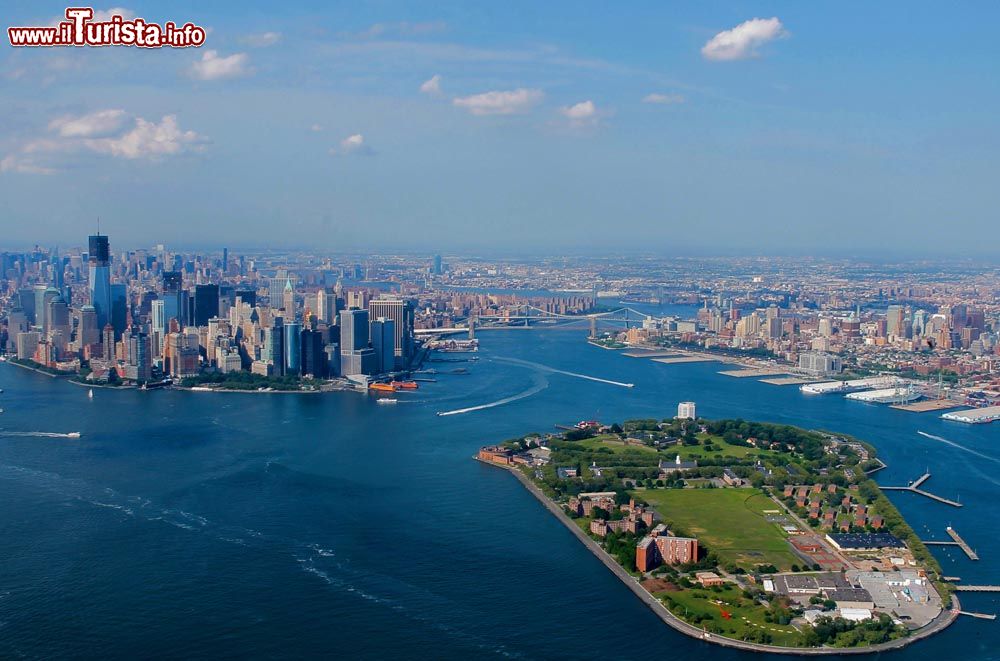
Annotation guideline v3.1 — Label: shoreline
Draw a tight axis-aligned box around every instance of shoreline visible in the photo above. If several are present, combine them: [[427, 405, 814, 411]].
[[3, 360, 64, 378], [478, 458, 962, 655]]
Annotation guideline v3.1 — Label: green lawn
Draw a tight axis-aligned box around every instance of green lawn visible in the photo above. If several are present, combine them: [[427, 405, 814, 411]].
[[578, 435, 658, 454], [658, 585, 805, 646], [637, 488, 799, 571]]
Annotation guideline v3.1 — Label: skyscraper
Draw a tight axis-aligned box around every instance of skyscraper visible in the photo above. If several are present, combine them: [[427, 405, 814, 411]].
[[370, 317, 396, 374], [284, 321, 302, 375], [339, 308, 375, 376], [161, 271, 184, 329], [194, 284, 220, 326], [110, 283, 127, 339], [368, 298, 414, 369], [88, 233, 112, 334]]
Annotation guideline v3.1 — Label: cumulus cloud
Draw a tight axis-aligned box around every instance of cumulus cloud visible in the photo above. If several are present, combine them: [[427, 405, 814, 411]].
[[241, 31, 282, 47], [2, 110, 205, 174], [420, 74, 442, 96], [49, 109, 128, 138], [642, 93, 686, 105], [701, 17, 788, 61], [452, 88, 543, 116], [330, 133, 372, 156], [189, 50, 251, 80], [559, 100, 599, 127], [85, 116, 204, 159]]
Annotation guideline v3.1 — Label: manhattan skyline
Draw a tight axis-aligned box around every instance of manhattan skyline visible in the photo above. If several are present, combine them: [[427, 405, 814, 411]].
[[2, 2, 999, 255]]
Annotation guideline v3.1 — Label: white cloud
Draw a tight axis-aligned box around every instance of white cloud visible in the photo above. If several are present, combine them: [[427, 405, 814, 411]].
[[452, 88, 543, 116], [309, 124, 324, 132], [420, 74, 442, 96], [330, 133, 372, 156], [2, 110, 205, 174], [189, 50, 251, 80], [701, 17, 788, 61], [642, 93, 686, 105], [85, 115, 204, 159], [559, 100, 601, 128], [242, 31, 282, 47], [48, 109, 128, 138]]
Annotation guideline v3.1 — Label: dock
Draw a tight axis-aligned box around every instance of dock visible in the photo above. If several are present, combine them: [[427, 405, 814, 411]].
[[890, 399, 963, 413], [920, 527, 978, 560], [880, 472, 962, 507], [955, 586, 1000, 592], [958, 611, 997, 620]]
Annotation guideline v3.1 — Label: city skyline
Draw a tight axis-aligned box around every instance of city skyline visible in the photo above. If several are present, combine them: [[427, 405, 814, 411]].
[[2, 2, 999, 254]]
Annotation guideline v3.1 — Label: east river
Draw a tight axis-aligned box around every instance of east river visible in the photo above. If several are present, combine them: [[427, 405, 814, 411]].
[[1, 315, 998, 659]]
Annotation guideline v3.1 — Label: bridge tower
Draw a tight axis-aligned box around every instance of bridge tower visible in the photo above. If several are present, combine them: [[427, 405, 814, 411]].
[[468, 317, 476, 340], [589, 316, 597, 339]]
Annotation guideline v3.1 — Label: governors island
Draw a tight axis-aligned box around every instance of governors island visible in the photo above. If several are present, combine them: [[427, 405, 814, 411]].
[[477, 411, 971, 654]]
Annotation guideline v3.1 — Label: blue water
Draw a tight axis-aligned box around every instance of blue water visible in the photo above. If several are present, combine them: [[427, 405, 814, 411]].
[[1, 324, 999, 659]]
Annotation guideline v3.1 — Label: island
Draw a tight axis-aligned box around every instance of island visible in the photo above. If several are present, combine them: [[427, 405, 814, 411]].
[[477, 416, 961, 653]]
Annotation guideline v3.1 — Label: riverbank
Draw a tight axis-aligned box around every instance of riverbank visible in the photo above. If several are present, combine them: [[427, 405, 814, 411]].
[[3, 360, 63, 378], [477, 458, 962, 655]]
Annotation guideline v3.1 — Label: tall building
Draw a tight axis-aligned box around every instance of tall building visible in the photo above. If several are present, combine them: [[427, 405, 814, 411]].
[[300, 328, 326, 378], [284, 321, 302, 375], [282, 277, 295, 314], [432, 254, 442, 275], [263, 316, 285, 376], [88, 233, 112, 333], [368, 298, 414, 369], [677, 402, 697, 420], [340, 309, 369, 351], [886, 305, 906, 339], [194, 284, 220, 326], [339, 308, 375, 376], [110, 283, 127, 339], [370, 318, 396, 374], [161, 271, 184, 328]]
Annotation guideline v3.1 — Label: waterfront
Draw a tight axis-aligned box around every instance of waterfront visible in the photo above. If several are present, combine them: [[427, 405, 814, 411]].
[[1, 324, 999, 659]]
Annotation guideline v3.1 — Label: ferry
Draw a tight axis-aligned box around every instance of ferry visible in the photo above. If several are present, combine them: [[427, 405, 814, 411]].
[[369, 382, 397, 393], [376, 398, 398, 405], [67, 432, 81, 438], [390, 381, 419, 390]]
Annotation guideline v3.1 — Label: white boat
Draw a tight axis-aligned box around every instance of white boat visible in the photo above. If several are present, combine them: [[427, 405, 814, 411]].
[[67, 432, 81, 438], [376, 398, 398, 405], [88, 389, 94, 399]]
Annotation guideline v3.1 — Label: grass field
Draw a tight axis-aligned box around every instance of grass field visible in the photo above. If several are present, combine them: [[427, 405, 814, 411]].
[[636, 488, 799, 570], [657, 585, 805, 646]]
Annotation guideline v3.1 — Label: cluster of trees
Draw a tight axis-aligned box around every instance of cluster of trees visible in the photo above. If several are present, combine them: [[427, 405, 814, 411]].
[[801, 613, 905, 647], [179, 371, 317, 391], [705, 420, 826, 460]]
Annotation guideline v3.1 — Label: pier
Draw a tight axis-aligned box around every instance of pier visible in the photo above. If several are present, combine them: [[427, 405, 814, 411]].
[[955, 586, 1000, 592], [958, 611, 997, 620], [920, 527, 978, 560], [880, 472, 962, 507]]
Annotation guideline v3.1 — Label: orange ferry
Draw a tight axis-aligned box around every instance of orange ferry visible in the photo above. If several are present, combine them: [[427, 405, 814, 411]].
[[390, 381, 419, 390], [369, 382, 397, 393]]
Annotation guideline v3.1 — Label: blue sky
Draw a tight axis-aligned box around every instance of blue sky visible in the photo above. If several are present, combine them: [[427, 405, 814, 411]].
[[2, 1, 998, 255]]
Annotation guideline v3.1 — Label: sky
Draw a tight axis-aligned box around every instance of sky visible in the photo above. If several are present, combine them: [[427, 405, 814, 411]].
[[1, 1, 998, 256]]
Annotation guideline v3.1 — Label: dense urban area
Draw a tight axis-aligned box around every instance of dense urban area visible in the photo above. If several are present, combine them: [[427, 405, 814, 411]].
[[0, 237, 998, 422]]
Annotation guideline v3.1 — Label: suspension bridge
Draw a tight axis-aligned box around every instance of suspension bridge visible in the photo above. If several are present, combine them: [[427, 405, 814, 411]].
[[414, 304, 655, 337]]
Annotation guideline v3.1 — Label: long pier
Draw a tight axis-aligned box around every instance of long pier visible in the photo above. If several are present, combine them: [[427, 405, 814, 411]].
[[958, 611, 997, 620], [921, 527, 978, 560], [881, 472, 962, 507], [955, 586, 1000, 592]]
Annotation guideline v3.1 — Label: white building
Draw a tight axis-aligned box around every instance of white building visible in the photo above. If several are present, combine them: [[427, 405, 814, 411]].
[[677, 401, 697, 420]]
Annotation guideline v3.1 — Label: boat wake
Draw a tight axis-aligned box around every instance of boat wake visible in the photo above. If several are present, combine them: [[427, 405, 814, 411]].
[[437, 373, 548, 416], [0, 431, 80, 438], [492, 356, 634, 388], [917, 431, 1000, 465]]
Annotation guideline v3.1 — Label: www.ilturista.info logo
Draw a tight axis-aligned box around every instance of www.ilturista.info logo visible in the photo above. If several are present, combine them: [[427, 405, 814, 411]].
[[8, 7, 207, 48]]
